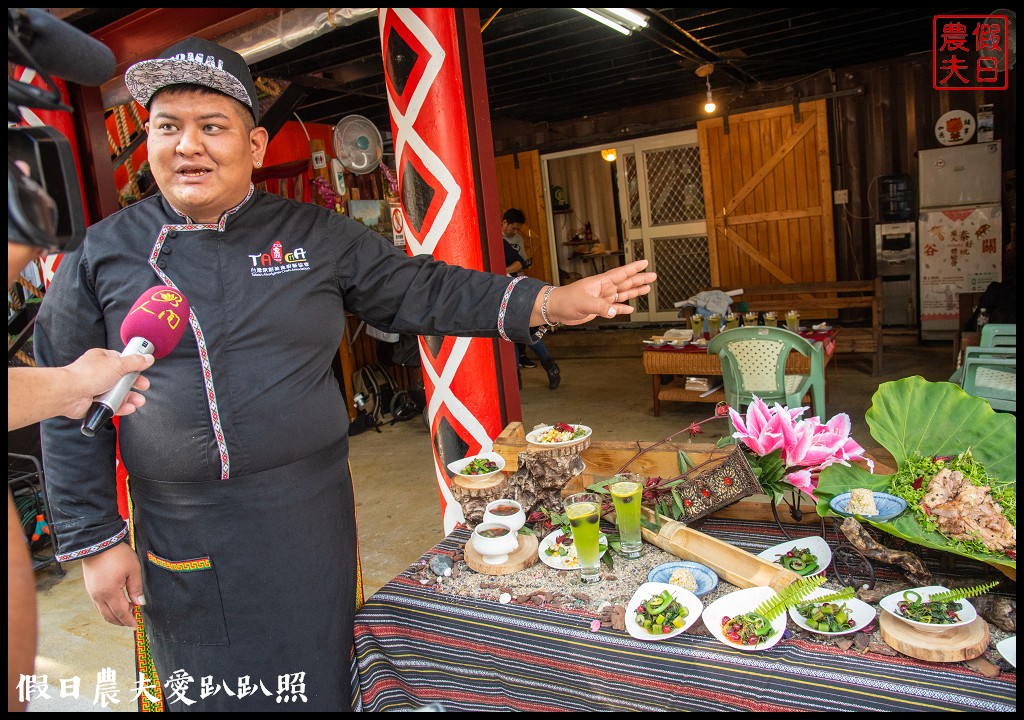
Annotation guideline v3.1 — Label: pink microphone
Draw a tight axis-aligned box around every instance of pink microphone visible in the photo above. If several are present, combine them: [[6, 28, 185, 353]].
[[80, 286, 190, 437]]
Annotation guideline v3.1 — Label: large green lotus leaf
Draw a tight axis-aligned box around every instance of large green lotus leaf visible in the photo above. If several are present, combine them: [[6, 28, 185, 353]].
[[816, 376, 1016, 570]]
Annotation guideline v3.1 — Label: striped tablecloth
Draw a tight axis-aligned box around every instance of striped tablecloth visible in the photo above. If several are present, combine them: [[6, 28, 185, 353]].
[[353, 522, 1016, 712]]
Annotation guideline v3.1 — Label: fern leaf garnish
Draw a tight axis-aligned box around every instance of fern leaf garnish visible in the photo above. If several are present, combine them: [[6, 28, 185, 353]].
[[794, 586, 856, 608], [927, 581, 998, 604], [754, 575, 827, 621]]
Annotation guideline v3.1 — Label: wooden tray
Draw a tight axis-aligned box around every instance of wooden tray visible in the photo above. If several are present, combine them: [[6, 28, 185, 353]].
[[879, 612, 989, 662], [464, 534, 539, 575]]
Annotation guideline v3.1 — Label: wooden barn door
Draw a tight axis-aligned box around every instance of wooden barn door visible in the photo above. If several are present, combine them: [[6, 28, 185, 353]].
[[494, 150, 555, 286], [698, 99, 836, 289]]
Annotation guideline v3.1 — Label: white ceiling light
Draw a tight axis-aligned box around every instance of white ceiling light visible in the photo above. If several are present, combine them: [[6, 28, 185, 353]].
[[601, 8, 649, 29], [573, 8, 649, 36]]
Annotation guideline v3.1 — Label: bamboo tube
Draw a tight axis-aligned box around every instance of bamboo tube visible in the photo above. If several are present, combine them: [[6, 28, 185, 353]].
[[639, 507, 799, 592]]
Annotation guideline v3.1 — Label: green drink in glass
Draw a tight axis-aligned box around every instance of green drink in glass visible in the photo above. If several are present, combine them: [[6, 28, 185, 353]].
[[610, 475, 643, 558], [564, 493, 602, 584]]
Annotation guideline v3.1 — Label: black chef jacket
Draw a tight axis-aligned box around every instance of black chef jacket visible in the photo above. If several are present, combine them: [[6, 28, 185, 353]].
[[34, 187, 545, 710]]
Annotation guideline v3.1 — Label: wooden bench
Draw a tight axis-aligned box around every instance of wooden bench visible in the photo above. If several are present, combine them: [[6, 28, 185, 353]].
[[702, 278, 884, 375]]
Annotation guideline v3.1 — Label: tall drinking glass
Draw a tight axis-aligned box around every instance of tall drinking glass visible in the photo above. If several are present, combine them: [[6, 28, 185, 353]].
[[785, 309, 800, 332], [564, 492, 602, 584], [689, 312, 705, 338], [707, 313, 722, 338], [609, 474, 644, 559]]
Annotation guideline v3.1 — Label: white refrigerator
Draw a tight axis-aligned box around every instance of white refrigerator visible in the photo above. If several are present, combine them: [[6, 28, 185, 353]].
[[917, 141, 1002, 340]]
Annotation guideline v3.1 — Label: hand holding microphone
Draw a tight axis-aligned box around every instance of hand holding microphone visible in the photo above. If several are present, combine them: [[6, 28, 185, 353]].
[[80, 286, 190, 437]]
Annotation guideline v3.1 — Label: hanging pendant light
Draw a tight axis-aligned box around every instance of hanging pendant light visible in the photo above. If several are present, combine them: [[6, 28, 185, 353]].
[[600, 148, 617, 162], [696, 63, 716, 114]]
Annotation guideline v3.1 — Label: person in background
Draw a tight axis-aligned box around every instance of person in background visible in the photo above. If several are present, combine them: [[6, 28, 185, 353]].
[[8, 170, 153, 712], [502, 208, 561, 389], [34, 38, 655, 711]]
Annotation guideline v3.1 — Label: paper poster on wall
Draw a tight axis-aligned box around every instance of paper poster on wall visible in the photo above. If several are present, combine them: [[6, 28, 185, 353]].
[[917, 206, 1002, 337]]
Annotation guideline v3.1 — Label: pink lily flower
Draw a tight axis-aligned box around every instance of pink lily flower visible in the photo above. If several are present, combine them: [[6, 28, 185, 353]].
[[730, 395, 873, 502]]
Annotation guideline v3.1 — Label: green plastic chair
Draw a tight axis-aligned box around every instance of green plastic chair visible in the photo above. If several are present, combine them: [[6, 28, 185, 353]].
[[949, 324, 1016, 385], [980, 323, 1016, 348], [707, 325, 826, 417], [958, 346, 1016, 412]]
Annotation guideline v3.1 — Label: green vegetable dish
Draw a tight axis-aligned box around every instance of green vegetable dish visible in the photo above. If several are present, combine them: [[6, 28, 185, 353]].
[[719, 611, 776, 646], [462, 458, 500, 475], [634, 589, 689, 635], [794, 601, 856, 632], [774, 547, 818, 575], [896, 590, 962, 625]]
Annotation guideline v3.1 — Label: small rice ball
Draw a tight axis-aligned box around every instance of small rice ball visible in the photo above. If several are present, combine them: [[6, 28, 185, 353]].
[[668, 567, 698, 593]]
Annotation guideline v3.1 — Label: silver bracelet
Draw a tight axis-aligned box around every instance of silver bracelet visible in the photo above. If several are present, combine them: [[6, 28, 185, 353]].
[[540, 285, 556, 326]]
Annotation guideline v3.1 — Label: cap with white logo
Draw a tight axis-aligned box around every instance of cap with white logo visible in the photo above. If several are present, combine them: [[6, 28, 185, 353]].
[[125, 36, 259, 123]]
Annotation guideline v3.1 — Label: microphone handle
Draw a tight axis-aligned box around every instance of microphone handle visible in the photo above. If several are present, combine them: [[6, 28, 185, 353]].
[[80, 337, 154, 437]]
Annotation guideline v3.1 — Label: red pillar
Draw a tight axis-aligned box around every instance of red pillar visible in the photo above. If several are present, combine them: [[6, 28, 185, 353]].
[[378, 8, 520, 533]]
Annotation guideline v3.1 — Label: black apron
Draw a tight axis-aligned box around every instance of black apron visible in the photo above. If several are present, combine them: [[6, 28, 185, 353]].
[[130, 441, 356, 711]]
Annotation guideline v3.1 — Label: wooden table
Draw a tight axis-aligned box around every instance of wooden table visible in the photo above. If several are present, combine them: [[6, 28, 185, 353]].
[[642, 328, 838, 416]]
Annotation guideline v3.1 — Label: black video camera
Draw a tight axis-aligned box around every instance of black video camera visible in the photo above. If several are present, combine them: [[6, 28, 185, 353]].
[[8, 8, 116, 254]]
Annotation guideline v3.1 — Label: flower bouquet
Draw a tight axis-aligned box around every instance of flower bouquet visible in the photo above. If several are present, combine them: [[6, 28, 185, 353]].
[[728, 396, 874, 508]]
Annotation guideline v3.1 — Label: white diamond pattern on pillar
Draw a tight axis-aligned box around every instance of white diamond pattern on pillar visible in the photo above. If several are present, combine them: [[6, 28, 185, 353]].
[[379, 8, 462, 258]]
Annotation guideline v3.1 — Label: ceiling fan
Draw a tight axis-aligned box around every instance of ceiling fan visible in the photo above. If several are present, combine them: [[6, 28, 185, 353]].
[[331, 114, 384, 175]]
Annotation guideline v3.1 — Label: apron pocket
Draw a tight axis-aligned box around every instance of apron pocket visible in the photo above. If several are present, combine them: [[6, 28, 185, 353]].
[[143, 550, 229, 646]]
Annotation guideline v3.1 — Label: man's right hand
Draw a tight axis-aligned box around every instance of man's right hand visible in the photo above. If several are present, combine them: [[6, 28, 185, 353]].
[[81, 543, 145, 628]]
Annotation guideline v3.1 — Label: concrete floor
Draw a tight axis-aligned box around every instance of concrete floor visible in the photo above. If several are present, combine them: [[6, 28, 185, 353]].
[[25, 326, 958, 711]]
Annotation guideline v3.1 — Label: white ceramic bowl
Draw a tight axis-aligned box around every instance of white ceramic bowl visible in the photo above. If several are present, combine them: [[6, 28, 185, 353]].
[[878, 585, 978, 632], [447, 452, 506, 482], [996, 636, 1016, 668], [537, 529, 608, 570], [525, 424, 593, 447], [483, 498, 526, 532], [756, 536, 832, 577], [626, 582, 703, 641], [788, 587, 876, 635], [471, 522, 518, 565], [701, 586, 788, 652]]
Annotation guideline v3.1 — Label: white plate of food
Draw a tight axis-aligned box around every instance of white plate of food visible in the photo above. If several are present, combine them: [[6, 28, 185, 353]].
[[878, 585, 978, 632], [446, 452, 506, 482], [789, 587, 876, 635], [647, 561, 718, 597], [537, 528, 608, 570], [756, 536, 832, 577], [701, 586, 788, 651], [525, 423, 592, 447], [626, 582, 703, 641], [996, 636, 1016, 668]]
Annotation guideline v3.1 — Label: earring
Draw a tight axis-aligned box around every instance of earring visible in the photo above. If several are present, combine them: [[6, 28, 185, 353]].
[[256, 161, 263, 168]]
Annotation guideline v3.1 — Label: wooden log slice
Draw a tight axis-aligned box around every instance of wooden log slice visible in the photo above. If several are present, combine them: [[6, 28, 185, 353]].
[[878, 612, 989, 662], [452, 473, 511, 528], [451, 471, 509, 499], [464, 533, 540, 575]]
